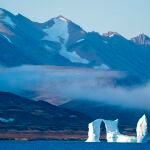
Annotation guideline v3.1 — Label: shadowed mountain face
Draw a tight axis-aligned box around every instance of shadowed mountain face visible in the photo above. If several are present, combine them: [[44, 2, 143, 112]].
[[60, 100, 150, 133], [0, 92, 92, 131], [0, 8, 150, 81]]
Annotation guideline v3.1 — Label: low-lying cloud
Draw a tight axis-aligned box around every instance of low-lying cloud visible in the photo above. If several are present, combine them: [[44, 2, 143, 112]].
[[0, 65, 149, 110]]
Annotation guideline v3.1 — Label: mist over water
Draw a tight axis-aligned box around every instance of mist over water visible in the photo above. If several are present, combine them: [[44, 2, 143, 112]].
[[0, 65, 149, 110]]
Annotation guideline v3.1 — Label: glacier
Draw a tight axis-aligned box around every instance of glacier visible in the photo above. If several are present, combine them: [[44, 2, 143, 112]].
[[60, 45, 90, 64], [42, 16, 89, 64], [42, 17, 69, 43], [86, 114, 148, 143]]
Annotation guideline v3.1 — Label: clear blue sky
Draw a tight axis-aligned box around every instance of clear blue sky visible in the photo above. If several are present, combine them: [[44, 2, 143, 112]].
[[0, 0, 150, 38]]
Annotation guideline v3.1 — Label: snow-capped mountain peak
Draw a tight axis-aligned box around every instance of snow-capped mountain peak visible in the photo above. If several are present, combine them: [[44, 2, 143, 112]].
[[131, 34, 150, 45], [0, 8, 150, 81], [103, 31, 120, 38], [41, 15, 90, 64], [42, 16, 69, 43], [0, 8, 16, 28], [56, 15, 69, 22], [0, 8, 8, 16]]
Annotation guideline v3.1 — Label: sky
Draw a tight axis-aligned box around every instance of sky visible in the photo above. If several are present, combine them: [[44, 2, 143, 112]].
[[0, 0, 150, 38]]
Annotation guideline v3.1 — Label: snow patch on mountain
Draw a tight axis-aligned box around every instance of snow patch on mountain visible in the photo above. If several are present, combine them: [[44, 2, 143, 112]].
[[94, 64, 109, 70], [58, 16, 68, 22], [76, 38, 85, 43], [60, 46, 89, 64], [1, 16, 15, 28], [103, 31, 120, 38], [109, 34, 115, 38], [0, 33, 12, 43], [42, 17, 69, 43], [0, 117, 14, 123], [43, 17, 89, 64], [0, 16, 16, 28]]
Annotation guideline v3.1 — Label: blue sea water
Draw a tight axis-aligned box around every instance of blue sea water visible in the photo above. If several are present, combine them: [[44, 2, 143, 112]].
[[0, 141, 150, 150]]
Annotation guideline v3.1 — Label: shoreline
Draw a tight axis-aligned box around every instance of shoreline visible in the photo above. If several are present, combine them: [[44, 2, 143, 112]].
[[0, 130, 139, 141], [0, 130, 88, 141]]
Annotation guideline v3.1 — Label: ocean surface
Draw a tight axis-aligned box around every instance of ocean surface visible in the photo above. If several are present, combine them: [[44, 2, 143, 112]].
[[0, 141, 150, 150]]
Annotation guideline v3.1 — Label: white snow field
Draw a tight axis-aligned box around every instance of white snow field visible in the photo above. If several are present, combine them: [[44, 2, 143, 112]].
[[42, 17, 89, 64]]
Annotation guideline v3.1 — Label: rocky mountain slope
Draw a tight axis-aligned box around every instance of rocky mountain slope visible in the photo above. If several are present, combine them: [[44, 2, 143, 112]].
[[0, 92, 91, 131], [60, 100, 150, 133], [0, 8, 150, 81]]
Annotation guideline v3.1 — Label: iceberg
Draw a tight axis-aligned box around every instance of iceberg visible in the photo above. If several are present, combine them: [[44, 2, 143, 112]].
[[86, 119, 102, 142], [86, 114, 148, 143], [136, 114, 148, 143], [104, 119, 137, 143]]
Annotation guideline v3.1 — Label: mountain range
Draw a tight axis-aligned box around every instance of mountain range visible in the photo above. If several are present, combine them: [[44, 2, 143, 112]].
[[0, 8, 150, 139], [0, 8, 150, 81]]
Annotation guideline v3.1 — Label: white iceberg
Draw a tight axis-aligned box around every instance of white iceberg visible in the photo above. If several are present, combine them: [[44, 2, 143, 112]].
[[86, 119, 102, 142], [86, 114, 148, 143], [136, 114, 148, 143], [104, 119, 137, 143]]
